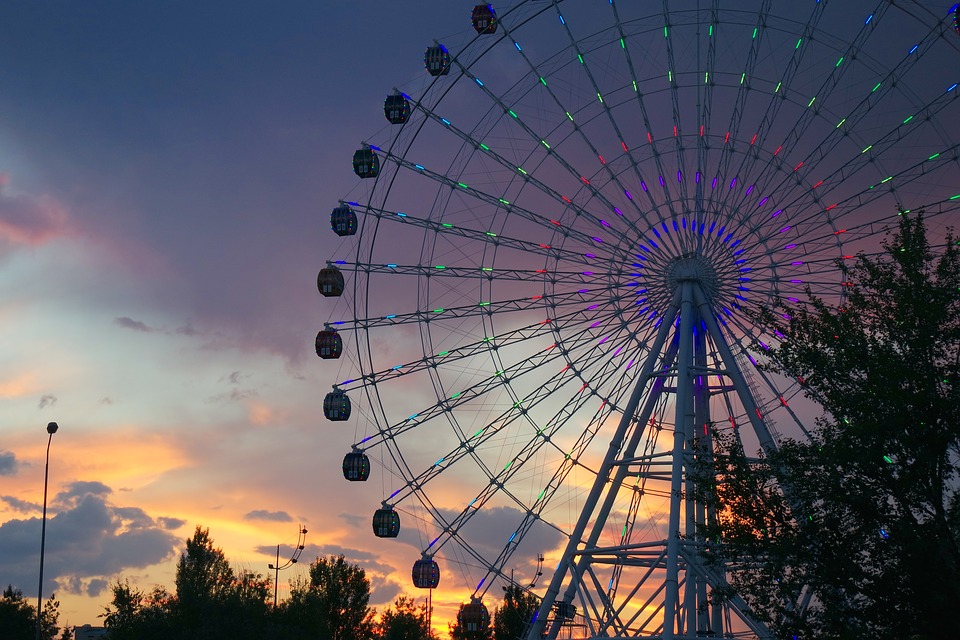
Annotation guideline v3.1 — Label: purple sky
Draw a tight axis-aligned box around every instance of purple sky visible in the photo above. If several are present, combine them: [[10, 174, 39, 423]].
[[2, 0, 959, 632]]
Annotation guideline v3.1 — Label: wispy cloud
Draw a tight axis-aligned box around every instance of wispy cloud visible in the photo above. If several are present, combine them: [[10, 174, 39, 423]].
[[38, 394, 57, 409], [114, 316, 154, 332], [0, 175, 69, 247], [243, 509, 293, 523]]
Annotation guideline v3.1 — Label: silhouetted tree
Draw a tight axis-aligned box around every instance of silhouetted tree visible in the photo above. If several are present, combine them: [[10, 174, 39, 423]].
[[282, 554, 375, 640], [103, 526, 272, 639], [698, 213, 960, 639], [378, 595, 433, 640], [0, 586, 68, 640], [493, 586, 539, 640]]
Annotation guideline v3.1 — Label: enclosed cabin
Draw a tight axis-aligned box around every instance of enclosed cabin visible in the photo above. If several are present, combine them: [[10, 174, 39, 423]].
[[317, 266, 345, 297], [373, 507, 401, 538], [342, 450, 370, 481], [315, 329, 342, 359], [353, 147, 379, 178], [458, 599, 490, 632], [412, 557, 440, 589], [471, 4, 497, 34], [954, 3, 960, 37], [384, 92, 410, 124], [331, 203, 358, 237], [424, 45, 451, 76], [323, 389, 351, 421]]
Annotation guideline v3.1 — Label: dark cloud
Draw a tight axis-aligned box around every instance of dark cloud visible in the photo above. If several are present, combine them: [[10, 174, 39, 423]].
[[114, 316, 153, 332], [38, 394, 57, 409], [54, 481, 111, 508], [99, 397, 114, 405], [0, 451, 18, 476], [369, 578, 403, 607], [157, 517, 186, 530], [243, 509, 292, 523], [0, 483, 179, 598], [1, 496, 40, 513]]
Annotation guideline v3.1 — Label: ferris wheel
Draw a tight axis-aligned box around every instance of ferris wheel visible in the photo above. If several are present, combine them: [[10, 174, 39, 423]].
[[317, 2, 960, 638]]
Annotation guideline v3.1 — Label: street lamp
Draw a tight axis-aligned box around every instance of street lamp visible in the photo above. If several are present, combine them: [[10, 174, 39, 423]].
[[36, 421, 58, 640], [268, 525, 307, 607]]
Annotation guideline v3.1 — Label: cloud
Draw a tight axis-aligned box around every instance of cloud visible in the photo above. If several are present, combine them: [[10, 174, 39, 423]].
[[0, 451, 18, 476], [1, 496, 39, 513], [0, 176, 69, 247], [38, 394, 57, 409], [243, 509, 292, 523], [0, 481, 179, 598], [114, 316, 154, 332], [157, 517, 186, 530]]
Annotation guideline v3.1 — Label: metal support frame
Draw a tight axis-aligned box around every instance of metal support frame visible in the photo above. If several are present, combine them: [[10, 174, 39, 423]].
[[527, 280, 777, 640]]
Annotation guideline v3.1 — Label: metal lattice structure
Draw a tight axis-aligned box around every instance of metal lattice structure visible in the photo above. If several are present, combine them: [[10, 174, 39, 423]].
[[320, 2, 960, 637]]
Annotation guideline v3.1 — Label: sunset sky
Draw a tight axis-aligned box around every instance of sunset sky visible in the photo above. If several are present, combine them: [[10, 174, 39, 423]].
[[0, 0, 483, 629], [3, 1, 959, 634]]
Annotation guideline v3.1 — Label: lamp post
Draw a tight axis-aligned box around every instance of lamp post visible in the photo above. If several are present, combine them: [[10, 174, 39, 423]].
[[267, 525, 307, 607], [36, 421, 58, 640]]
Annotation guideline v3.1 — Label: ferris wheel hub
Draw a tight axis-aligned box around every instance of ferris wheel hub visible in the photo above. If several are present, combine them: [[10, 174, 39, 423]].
[[665, 253, 719, 301]]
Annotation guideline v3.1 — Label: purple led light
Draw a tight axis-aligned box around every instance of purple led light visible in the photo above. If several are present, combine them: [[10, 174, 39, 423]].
[[711, 177, 718, 189], [730, 178, 737, 189], [772, 209, 783, 218], [745, 185, 754, 196], [614, 207, 623, 215], [625, 189, 634, 199], [758, 197, 768, 207], [784, 244, 797, 250], [780, 226, 791, 233], [659, 175, 665, 187]]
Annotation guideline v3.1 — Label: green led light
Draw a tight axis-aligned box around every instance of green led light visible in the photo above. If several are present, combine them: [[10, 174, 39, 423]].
[[872, 81, 882, 92], [485, 232, 497, 237], [442, 223, 453, 228], [835, 56, 844, 67], [740, 73, 746, 85], [881, 176, 893, 184], [807, 96, 816, 107], [597, 93, 604, 103], [664, 26, 668, 38], [705, 71, 709, 84], [457, 182, 469, 189], [632, 80, 638, 92], [432, 308, 444, 313], [929, 153, 941, 160], [950, 194, 960, 200], [883, 455, 893, 464], [479, 302, 490, 306], [577, 53, 584, 64], [508, 110, 518, 118], [541, 140, 550, 149], [438, 351, 449, 356], [903, 115, 914, 124], [498, 198, 510, 205], [517, 167, 528, 175], [668, 70, 673, 82], [566, 111, 574, 121], [836, 118, 846, 128], [450, 392, 461, 399], [795, 37, 802, 49], [862, 145, 873, 153], [709, 24, 714, 36], [620, 38, 625, 49], [752, 27, 758, 39], [479, 143, 489, 151], [775, 82, 782, 93], [481, 268, 492, 272], [434, 265, 446, 269], [538, 489, 546, 501], [540, 76, 547, 86]]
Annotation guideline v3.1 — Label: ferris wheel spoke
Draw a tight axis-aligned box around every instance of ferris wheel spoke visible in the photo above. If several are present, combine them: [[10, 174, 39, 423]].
[[332, 260, 610, 285], [722, 2, 891, 213], [402, 90, 636, 250], [492, 13, 669, 240], [369, 142, 627, 256], [327, 285, 629, 332], [344, 202, 591, 264]]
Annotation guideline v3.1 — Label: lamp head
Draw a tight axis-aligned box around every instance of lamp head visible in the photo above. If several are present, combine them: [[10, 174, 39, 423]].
[[46, 422, 59, 435]]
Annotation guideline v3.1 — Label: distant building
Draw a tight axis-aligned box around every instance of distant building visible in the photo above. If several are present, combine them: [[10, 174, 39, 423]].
[[74, 625, 108, 640]]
